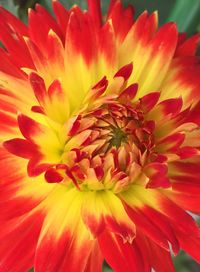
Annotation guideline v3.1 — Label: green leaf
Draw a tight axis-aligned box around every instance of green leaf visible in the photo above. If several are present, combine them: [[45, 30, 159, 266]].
[[167, 0, 200, 33], [0, 0, 19, 16], [39, 0, 87, 10], [103, 267, 113, 272]]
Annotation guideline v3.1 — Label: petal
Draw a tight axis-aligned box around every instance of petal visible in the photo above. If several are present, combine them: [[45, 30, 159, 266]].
[[114, 62, 133, 81], [175, 34, 200, 57], [108, 1, 134, 41], [84, 242, 104, 272], [119, 11, 158, 69], [136, 23, 177, 97], [145, 236, 175, 272], [81, 190, 135, 241], [0, 211, 44, 272], [3, 138, 38, 159], [0, 11, 33, 68], [175, 231, 200, 263], [98, 19, 117, 75], [160, 57, 200, 106], [123, 204, 171, 251], [87, 0, 102, 28], [65, 6, 96, 66], [34, 187, 95, 272], [144, 162, 170, 189], [28, 4, 63, 51], [0, 147, 56, 220], [0, 7, 28, 35], [121, 189, 179, 254], [0, 48, 26, 78], [120, 185, 199, 236], [53, 0, 69, 36], [98, 231, 146, 272], [17, 114, 63, 164]]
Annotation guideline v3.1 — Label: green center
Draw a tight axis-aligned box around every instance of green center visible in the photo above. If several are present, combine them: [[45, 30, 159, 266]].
[[109, 127, 127, 148]]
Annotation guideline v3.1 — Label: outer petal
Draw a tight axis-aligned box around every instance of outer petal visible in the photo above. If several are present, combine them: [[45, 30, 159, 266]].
[[119, 11, 158, 68], [98, 231, 146, 272], [0, 8, 33, 68], [81, 190, 135, 241], [87, 0, 102, 28], [136, 22, 178, 98], [144, 236, 175, 272], [160, 57, 200, 106], [28, 4, 63, 51], [175, 231, 200, 263], [34, 187, 95, 272], [120, 185, 199, 247], [53, 0, 70, 36], [175, 34, 200, 57], [108, 0, 134, 42], [0, 147, 56, 220], [0, 210, 45, 272], [84, 242, 104, 272], [167, 160, 200, 213]]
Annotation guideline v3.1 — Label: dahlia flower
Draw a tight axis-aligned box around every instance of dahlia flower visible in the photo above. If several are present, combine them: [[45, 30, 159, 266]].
[[0, 0, 200, 271]]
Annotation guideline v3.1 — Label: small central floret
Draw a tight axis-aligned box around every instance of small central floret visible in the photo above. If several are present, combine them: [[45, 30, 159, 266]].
[[109, 126, 128, 149]]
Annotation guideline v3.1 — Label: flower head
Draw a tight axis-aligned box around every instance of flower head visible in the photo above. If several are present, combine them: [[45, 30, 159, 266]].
[[1, 0, 200, 271]]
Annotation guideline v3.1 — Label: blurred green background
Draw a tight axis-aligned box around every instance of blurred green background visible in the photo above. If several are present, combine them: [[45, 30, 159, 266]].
[[0, 0, 200, 271]]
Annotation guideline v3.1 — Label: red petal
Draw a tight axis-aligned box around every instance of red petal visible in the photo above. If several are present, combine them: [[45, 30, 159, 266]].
[[99, 20, 116, 66], [157, 191, 199, 235], [45, 168, 63, 183], [115, 63, 133, 81], [87, 0, 102, 28], [18, 114, 45, 141], [3, 138, 37, 159], [27, 158, 51, 177], [176, 231, 200, 263], [140, 92, 160, 113], [158, 97, 183, 117], [0, 7, 27, 35], [175, 33, 200, 57], [119, 83, 138, 101], [98, 232, 146, 272], [0, 211, 44, 272], [84, 242, 103, 272], [157, 133, 185, 153], [177, 146, 199, 159], [108, 1, 134, 41], [29, 72, 46, 105], [144, 163, 170, 189], [65, 7, 96, 65], [146, 237, 175, 272], [53, 0, 69, 37], [0, 48, 26, 78], [29, 4, 63, 51], [124, 204, 170, 251]]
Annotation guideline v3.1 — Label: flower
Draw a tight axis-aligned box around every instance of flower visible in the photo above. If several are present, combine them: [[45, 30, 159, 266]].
[[0, 0, 200, 271]]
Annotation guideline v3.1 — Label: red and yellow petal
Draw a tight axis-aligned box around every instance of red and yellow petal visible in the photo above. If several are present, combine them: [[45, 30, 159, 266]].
[[34, 187, 95, 272], [120, 184, 199, 257], [160, 57, 200, 106], [81, 190, 135, 240], [0, 210, 45, 272], [98, 231, 146, 272]]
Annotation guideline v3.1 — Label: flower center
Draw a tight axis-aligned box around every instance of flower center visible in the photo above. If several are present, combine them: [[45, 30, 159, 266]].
[[44, 101, 156, 193], [109, 126, 127, 149]]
